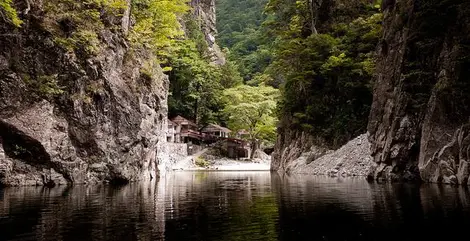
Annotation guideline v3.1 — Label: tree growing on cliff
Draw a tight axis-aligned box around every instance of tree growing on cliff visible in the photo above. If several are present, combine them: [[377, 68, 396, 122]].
[[263, 0, 382, 147], [130, 0, 189, 59], [222, 84, 279, 158]]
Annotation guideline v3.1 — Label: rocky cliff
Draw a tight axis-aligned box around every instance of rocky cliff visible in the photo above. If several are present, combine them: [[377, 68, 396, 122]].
[[368, 0, 470, 184], [0, 0, 169, 186], [190, 0, 225, 65]]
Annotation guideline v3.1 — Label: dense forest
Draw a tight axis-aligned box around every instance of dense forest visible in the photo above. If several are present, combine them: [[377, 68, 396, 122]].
[[124, 0, 383, 149], [217, 0, 382, 148]]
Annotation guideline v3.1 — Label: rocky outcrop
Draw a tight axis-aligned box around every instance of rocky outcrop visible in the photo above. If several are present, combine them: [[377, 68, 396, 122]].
[[278, 134, 375, 177], [190, 0, 225, 65], [0, 0, 169, 186], [271, 127, 323, 172], [368, 0, 470, 184]]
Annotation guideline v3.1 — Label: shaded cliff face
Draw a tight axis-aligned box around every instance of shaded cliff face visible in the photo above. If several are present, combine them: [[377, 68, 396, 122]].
[[271, 125, 321, 172], [368, 0, 470, 184], [0, 0, 169, 186]]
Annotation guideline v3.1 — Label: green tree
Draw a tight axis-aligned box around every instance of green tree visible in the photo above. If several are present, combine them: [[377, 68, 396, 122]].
[[129, 0, 189, 61], [167, 14, 243, 126], [222, 84, 279, 157], [264, 0, 382, 147]]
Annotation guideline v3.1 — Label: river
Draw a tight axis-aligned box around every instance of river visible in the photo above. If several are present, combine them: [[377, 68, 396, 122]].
[[1, 171, 470, 241]]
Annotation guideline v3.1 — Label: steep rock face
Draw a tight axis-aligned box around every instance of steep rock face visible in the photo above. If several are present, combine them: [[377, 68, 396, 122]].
[[190, 0, 225, 65], [271, 124, 325, 172], [0, 0, 169, 186], [368, 0, 470, 184]]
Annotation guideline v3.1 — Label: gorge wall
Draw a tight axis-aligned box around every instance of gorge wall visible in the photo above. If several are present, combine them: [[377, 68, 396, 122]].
[[190, 0, 225, 65], [368, 0, 470, 184], [272, 0, 470, 185], [0, 0, 169, 186]]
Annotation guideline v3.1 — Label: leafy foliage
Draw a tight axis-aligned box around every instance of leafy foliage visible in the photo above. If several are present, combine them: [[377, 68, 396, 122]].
[[129, 0, 189, 60], [168, 15, 242, 126], [42, 0, 128, 55], [265, 0, 382, 147], [222, 84, 279, 146], [195, 156, 210, 168]]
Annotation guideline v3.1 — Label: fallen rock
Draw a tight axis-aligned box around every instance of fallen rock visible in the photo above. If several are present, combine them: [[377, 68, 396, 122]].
[[284, 134, 376, 177]]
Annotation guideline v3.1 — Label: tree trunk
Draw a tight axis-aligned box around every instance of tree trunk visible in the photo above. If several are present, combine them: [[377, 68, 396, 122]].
[[309, 0, 318, 34], [309, 0, 322, 34], [194, 84, 201, 125], [249, 139, 260, 159]]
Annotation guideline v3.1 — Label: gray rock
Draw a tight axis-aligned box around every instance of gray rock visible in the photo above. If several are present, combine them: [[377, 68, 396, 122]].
[[367, 1, 470, 184], [189, 0, 226, 65], [280, 134, 376, 177], [0, 0, 170, 186]]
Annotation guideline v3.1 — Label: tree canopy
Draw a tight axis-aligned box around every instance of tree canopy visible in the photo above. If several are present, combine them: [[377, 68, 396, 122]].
[[222, 84, 279, 152]]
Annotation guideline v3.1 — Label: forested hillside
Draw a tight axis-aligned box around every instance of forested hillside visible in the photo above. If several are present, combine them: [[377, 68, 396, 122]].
[[217, 0, 382, 148], [216, 0, 274, 84], [166, 0, 242, 126], [268, 0, 382, 148]]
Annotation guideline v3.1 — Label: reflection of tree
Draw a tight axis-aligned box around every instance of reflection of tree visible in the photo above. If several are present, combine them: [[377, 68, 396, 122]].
[[163, 171, 279, 241]]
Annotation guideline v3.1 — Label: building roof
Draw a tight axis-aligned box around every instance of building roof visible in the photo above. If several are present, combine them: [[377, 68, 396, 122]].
[[201, 123, 232, 133], [171, 115, 197, 127], [237, 129, 250, 135], [168, 119, 176, 126]]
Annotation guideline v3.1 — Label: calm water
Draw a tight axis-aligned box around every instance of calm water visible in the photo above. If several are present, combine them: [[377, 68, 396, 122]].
[[1, 172, 470, 241]]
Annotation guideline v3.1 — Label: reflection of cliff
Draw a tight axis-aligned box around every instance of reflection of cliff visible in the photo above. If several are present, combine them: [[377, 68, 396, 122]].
[[3, 173, 470, 241], [0, 172, 278, 241], [271, 173, 378, 241], [0, 182, 165, 240], [271, 173, 470, 241]]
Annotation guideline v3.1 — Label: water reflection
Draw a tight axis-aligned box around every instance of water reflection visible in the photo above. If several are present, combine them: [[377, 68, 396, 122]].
[[1, 172, 470, 241]]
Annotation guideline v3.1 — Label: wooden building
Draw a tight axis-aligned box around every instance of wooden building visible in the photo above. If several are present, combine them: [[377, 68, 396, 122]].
[[201, 124, 231, 138], [167, 119, 177, 142], [171, 115, 201, 143]]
